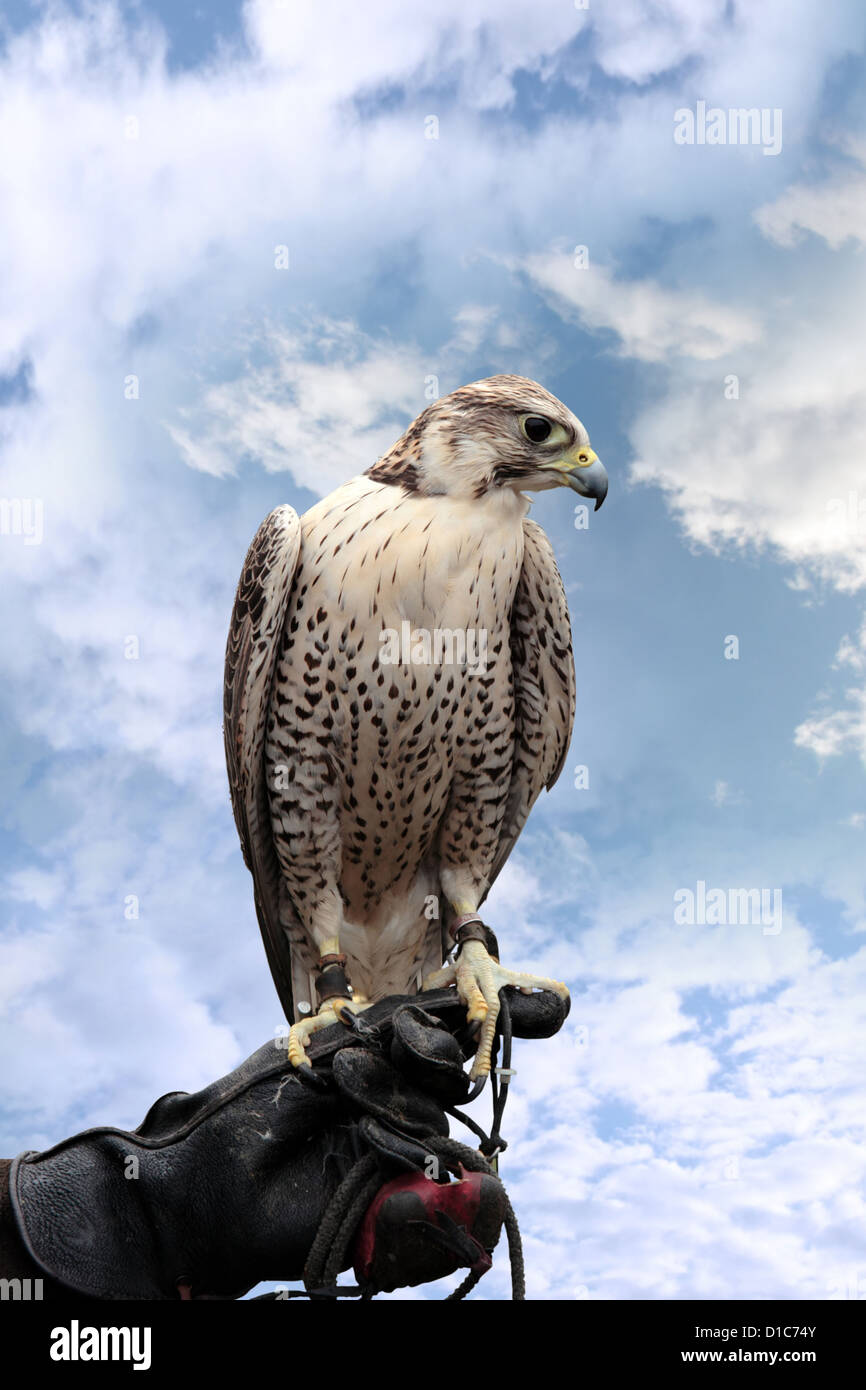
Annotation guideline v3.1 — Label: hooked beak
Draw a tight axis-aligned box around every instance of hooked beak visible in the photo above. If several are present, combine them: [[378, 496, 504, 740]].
[[541, 445, 609, 511]]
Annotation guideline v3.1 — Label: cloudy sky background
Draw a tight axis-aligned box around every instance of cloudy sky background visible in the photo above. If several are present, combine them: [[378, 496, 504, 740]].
[[1, 0, 865, 1300]]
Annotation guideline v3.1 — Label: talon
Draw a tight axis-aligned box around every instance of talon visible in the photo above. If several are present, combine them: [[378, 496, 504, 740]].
[[288, 1037, 312, 1068], [287, 997, 357, 1068], [462, 984, 489, 1024], [422, 961, 457, 991], [450, 933, 571, 1080]]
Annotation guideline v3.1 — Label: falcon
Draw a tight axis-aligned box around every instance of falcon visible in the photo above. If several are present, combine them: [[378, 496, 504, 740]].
[[224, 374, 608, 1078]]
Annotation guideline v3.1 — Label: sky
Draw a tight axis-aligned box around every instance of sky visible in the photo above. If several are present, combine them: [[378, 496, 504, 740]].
[[0, 0, 865, 1301]]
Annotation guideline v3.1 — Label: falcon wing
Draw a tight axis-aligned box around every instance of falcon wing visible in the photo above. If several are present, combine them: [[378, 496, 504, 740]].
[[483, 518, 576, 898], [224, 505, 301, 1022]]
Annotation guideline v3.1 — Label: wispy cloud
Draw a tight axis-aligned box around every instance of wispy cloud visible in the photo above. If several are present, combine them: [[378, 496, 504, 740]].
[[522, 252, 761, 362]]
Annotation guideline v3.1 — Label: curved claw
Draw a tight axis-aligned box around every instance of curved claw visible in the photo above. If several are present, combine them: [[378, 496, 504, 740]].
[[464, 1074, 488, 1103], [288, 998, 357, 1068], [451, 941, 570, 1080]]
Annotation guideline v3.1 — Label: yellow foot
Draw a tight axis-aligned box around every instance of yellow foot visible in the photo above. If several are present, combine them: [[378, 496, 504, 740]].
[[424, 942, 569, 1080], [288, 997, 359, 1068]]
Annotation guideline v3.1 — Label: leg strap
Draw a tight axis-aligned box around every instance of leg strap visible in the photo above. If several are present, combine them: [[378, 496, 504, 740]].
[[316, 961, 352, 1005], [451, 918, 500, 962]]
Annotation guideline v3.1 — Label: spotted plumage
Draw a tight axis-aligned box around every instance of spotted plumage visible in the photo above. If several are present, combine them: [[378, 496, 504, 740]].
[[224, 375, 608, 1075]]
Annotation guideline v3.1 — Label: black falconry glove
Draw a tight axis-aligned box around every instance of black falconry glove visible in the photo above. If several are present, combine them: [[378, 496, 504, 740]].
[[6, 986, 568, 1300]]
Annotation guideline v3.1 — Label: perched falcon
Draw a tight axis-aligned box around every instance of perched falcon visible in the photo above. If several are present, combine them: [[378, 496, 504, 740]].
[[224, 374, 608, 1078]]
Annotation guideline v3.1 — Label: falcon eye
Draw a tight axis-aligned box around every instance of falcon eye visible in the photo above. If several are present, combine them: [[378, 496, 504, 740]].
[[522, 415, 552, 444]]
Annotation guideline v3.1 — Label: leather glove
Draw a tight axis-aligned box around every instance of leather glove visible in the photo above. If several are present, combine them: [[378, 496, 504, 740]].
[[9, 986, 568, 1300]]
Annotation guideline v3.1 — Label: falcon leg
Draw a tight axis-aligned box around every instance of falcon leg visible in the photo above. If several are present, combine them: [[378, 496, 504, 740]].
[[422, 904, 569, 1081], [456, 940, 569, 1080], [287, 937, 367, 1068], [287, 1001, 359, 1068]]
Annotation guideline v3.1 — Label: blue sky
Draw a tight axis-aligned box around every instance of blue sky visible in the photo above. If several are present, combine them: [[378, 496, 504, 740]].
[[1, 0, 865, 1300]]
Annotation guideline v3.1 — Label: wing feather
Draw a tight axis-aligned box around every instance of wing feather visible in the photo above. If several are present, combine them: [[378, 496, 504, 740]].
[[483, 518, 576, 897], [223, 505, 301, 1021]]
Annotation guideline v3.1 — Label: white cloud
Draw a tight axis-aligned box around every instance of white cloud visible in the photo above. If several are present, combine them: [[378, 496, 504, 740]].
[[545, 259, 866, 595], [447, 867, 866, 1301], [524, 178, 866, 788], [245, 0, 590, 109], [0, 914, 240, 1151], [450, 866, 866, 1300], [711, 780, 745, 807], [795, 618, 866, 767], [755, 139, 866, 249], [833, 617, 866, 672], [522, 252, 760, 362], [795, 689, 866, 766], [167, 316, 466, 491], [583, 0, 727, 85]]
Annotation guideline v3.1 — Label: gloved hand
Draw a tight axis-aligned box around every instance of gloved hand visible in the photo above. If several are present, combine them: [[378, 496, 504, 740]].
[[8, 986, 568, 1300]]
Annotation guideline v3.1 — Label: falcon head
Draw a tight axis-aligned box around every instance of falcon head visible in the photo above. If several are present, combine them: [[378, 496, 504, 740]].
[[368, 374, 608, 509]]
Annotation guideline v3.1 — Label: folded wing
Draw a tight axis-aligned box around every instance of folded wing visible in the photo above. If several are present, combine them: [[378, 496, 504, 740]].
[[223, 505, 302, 1021], [484, 518, 576, 897]]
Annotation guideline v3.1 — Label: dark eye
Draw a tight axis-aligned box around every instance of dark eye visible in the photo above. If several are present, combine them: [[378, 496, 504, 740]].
[[523, 415, 552, 443]]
